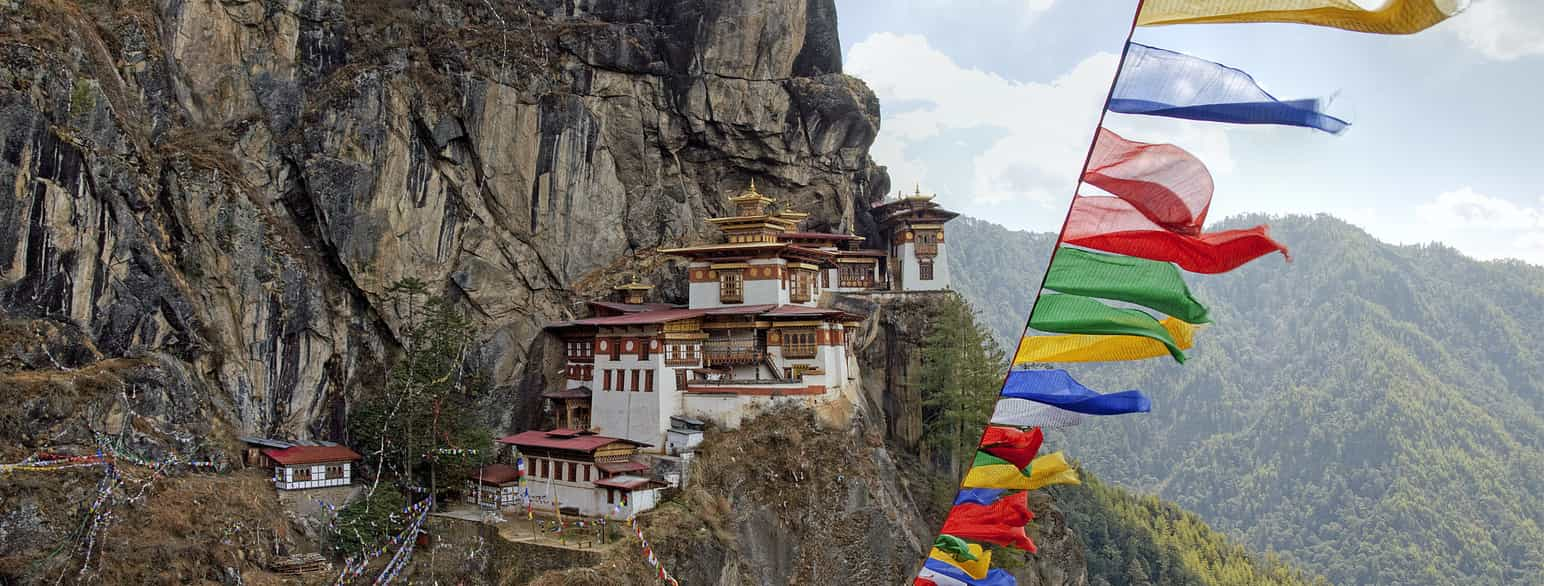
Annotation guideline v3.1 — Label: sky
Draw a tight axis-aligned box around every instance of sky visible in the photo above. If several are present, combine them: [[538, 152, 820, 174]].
[[835, 0, 1544, 265]]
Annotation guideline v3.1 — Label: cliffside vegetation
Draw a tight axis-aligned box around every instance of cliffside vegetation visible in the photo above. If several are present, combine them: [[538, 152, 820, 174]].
[[949, 214, 1544, 585]]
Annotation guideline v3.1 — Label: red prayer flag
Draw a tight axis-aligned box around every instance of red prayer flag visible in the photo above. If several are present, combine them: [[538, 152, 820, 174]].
[[979, 426, 1044, 469], [939, 491, 1037, 552], [1064, 196, 1289, 274], [1085, 127, 1212, 234]]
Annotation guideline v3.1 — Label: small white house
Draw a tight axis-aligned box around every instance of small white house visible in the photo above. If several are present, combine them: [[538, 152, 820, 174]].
[[500, 429, 663, 517], [262, 446, 362, 490], [465, 463, 524, 507]]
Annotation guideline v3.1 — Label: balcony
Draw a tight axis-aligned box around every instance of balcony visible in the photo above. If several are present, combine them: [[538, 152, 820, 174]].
[[838, 278, 876, 289], [703, 345, 765, 366]]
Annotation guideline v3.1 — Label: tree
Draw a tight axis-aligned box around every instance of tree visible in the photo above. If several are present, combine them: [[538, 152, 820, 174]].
[[329, 488, 406, 557], [918, 293, 1008, 477], [348, 279, 494, 507]]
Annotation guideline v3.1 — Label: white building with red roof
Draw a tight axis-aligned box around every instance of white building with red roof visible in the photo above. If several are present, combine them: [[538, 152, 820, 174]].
[[498, 429, 661, 517], [262, 445, 362, 490]]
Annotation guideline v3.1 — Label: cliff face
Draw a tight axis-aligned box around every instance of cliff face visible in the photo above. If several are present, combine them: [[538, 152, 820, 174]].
[[0, 0, 888, 453]]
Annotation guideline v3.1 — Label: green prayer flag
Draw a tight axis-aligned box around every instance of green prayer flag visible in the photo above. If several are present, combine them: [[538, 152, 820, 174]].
[[934, 535, 979, 561], [1045, 247, 1211, 324], [1030, 293, 1187, 362]]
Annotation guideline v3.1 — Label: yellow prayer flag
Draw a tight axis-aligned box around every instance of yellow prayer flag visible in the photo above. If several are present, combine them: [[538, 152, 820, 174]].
[[962, 462, 1034, 490], [1136, 0, 1464, 35], [1015, 317, 1198, 364], [929, 544, 992, 580], [1027, 452, 1082, 490]]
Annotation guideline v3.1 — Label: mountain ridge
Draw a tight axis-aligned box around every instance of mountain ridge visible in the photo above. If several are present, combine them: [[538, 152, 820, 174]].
[[948, 212, 1544, 585]]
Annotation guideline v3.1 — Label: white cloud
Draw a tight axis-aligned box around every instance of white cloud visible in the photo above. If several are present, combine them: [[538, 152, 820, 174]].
[[1449, 0, 1544, 61], [1416, 187, 1542, 229], [847, 32, 1236, 214], [1415, 188, 1544, 265]]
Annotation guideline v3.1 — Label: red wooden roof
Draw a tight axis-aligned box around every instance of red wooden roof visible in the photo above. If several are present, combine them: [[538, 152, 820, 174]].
[[498, 430, 648, 452], [542, 387, 593, 400], [470, 463, 523, 485], [779, 232, 863, 241], [569, 308, 705, 326], [593, 475, 656, 490], [596, 460, 651, 474], [263, 446, 362, 465]]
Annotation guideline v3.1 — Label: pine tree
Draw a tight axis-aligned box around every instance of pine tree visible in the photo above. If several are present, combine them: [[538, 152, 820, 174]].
[[348, 279, 493, 507], [919, 293, 1008, 477]]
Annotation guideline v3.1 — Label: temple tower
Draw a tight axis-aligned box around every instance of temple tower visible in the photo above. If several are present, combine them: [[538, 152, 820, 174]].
[[870, 186, 960, 291]]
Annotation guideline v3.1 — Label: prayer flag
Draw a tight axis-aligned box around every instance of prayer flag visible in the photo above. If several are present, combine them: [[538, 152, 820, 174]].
[[928, 544, 1000, 583], [952, 489, 1008, 507], [938, 489, 1036, 551], [963, 452, 1081, 491], [1086, 128, 1212, 234], [1014, 317, 1197, 363], [979, 426, 1044, 469], [1137, 0, 1464, 35], [934, 535, 980, 562], [1111, 43, 1349, 134], [1001, 369, 1152, 416], [1030, 293, 1186, 362], [918, 557, 1019, 586], [990, 399, 1086, 429], [1065, 196, 1289, 274], [1045, 247, 1211, 324]]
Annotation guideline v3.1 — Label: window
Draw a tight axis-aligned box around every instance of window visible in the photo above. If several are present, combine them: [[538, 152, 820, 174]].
[[676, 370, 688, 388], [639, 338, 650, 359], [919, 260, 934, 281], [293, 466, 311, 481], [607, 489, 615, 504], [325, 464, 343, 479], [719, 270, 744, 303], [783, 330, 817, 358], [631, 370, 641, 392], [609, 337, 621, 360], [568, 463, 578, 482], [583, 465, 591, 482], [790, 269, 814, 302], [540, 459, 549, 478], [645, 371, 654, 392], [604, 370, 612, 391]]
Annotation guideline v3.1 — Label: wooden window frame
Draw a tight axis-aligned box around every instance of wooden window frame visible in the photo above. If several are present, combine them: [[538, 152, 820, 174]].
[[719, 270, 744, 303], [603, 369, 612, 391], [631, 370, 641, 392], [782, 329, 818, 358]]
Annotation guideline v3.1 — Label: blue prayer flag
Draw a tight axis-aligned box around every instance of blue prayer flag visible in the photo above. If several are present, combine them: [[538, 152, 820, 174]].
[[1110, 43, 1349, 134], [1002, 369, 1151, 415], [919, 557, 1020, 586], [953, 489, 1008, 506]]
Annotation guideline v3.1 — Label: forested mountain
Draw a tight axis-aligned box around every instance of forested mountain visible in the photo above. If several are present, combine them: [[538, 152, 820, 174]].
[[1049, 473, 1325, 586], [945, 217, 1057, 348], [949, 214, 1544, 585]]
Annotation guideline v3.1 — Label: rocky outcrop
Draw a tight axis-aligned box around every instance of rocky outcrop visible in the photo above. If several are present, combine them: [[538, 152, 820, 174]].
[[0, 0, 887, 450]]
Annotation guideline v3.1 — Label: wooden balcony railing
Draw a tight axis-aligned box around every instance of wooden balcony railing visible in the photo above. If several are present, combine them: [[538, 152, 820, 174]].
[[703, 345, 764, 366]]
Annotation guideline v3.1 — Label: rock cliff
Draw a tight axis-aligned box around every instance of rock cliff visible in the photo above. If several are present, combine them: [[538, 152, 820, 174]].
[[0, 0, 887, 451]]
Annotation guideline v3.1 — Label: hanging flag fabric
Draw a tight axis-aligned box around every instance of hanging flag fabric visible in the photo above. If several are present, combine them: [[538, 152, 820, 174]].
[[1001, 369, 1152, 416], [929, 542, 993, 580], [934, 535, 980, 562], [1015, 316, 1197, 364], [917, 557, 1020, 586], [1136, 0, 1465, 35], [1030, 293, 1187, 362], [1110, 43, 1349, 134], [938, 489, 1037, 552], [1026, 452, 1082, 489], [991, 398, 1086, 429], [979, 426, 1044, 469], [1045, 247, 1212, 324], [953, 489, 1008, 507], [1065, 196, 1289, 274], [962, 451, 1082, 491], [1085, 127, 1212, 233]]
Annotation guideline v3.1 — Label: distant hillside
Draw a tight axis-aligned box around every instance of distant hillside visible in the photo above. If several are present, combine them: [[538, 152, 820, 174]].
[[945, 217, 1057, 348], [949, 214, 1544, 585], [1050, 473, 1325, 586]]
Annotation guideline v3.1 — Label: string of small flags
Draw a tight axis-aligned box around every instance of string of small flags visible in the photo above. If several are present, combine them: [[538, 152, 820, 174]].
[[626, 515, 680, 586], [332, 498, 433, 585]]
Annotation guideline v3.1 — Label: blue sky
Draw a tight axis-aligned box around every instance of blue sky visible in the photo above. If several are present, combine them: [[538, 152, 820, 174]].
[[836, 0, 1544, 265]]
